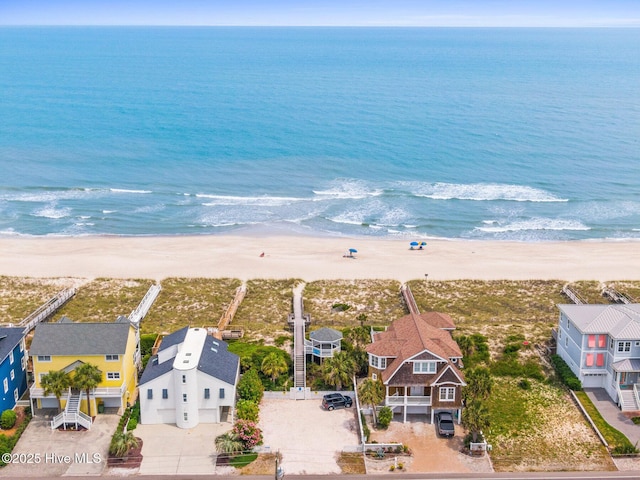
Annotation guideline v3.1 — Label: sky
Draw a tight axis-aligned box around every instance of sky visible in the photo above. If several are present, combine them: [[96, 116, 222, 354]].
[[1, 0, 639, 27]]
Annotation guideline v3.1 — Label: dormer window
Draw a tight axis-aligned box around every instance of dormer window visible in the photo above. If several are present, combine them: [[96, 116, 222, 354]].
[[413, 361, 437, 374], [369, 354, 386, 370]]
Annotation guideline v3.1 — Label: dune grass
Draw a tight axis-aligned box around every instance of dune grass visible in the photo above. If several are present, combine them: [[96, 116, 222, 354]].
[[304, 279, 405, 329], [142, 277, 242, 334], [487, 377, 614, 472], [232, 279, 301, 342], [55, 278, 154, 323], [0, 276, 81, 324]]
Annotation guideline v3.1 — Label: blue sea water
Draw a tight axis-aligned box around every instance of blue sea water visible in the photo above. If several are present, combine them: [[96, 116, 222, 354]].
[[0, 27, 639, 241]]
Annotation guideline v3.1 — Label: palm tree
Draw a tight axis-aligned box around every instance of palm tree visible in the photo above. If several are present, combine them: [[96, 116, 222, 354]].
[[72, 363, 102, 418], [463, 367, 493, 403], [215, 431, 243, 456], [462, 399, 490, 443], [358, 377, 385, 426], [41, 370, 71, 413], [321, 351, 356, 391], [261, 352, 288, 384], [109, 431, 139, 458]]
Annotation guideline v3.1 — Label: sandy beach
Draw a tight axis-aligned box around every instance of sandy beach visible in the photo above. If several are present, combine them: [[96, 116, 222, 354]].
[[0, 235, 638, 282]]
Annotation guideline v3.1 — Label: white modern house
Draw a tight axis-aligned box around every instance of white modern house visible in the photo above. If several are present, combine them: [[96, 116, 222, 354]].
[[139, 327, 240, 428], [556, 303, 640, 410]]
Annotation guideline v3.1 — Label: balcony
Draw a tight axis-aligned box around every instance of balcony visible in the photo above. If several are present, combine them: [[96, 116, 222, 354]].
[[386, 395, 431, 406]]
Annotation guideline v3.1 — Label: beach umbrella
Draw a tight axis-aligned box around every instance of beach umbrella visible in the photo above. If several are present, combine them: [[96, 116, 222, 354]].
[[349, 248, 358, 254], [410, 241, 419, 247], [420, 242, 427, 246]]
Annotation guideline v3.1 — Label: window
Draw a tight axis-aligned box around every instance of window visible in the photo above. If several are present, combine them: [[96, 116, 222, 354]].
[[371, 373, 377, 381], [596, 353, 605, 367], [21, 357, 26, 371], [19, 342, 24, 352], [610, 339, 614, 349], [183, 412, 188, 421], [105, 354, 119, 361], [413, 361, 437, 374], [439, 387, 455, 401], [10, 370, 14, 381], [183, 393, 187, 403], [204, 388, 210, 399], [13, 388, 18, 403], [3, 379, 8, 394], [588, 335, 595, 348], [107, 372, 121, 380], [369, 355, 386, 370], [147, 389, 153, 399], [598, 336, 606, 348], [219, 388, 225, 399], [565, 337, 568, 347], [162, 389, 168, 399], [37, 355, 51, 362], [618, 341, 631, 353], [9, 351, 14, 364], [585, 353, 594, 367], [182, 375, 186, 384]]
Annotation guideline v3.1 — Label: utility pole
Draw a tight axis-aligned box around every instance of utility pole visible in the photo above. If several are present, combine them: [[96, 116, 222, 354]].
[[275, 450, 284, 480]]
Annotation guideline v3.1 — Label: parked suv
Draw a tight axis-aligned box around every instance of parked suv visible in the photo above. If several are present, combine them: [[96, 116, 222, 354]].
[[321, 393, 353, 410], [435, 411, 455, 437]]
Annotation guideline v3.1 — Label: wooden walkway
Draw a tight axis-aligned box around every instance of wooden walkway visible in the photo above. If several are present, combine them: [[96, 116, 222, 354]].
[[562, 284, 586, 305], [401, 283, 420, 315], [128, 283, 162, 325], [214, 283, 246, 340], [602, 285, 634, 304], [292, 283, 307, 389], [19, 288, 76, 333]]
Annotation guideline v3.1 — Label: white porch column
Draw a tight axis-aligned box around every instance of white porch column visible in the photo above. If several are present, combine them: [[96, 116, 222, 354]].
[[403, 387, 408, 423]]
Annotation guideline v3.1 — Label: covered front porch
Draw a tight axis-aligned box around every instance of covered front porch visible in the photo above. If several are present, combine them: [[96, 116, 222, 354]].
[[612, 359, 640, 411], [386, 385, 432, 423]]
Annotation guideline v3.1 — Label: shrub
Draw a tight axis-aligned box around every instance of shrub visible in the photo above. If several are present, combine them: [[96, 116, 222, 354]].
[[360, 411, 370, 442], [612, 443, 639, 455], [551, 354, 582, 391], [389, 465, 395, 471], [126, 417, 138, 431], [518, 379, 531, 390], [377, 406, 393, 429], [503, 343, 521, 355], [1, 410, 17, 430], [632, 417, 640, 425], [236, 399, 260, 422], [331, 303, 351, 312], [397, 462, 404, 469], [232, 419, 263, 450], [237, 369, 264, 403]]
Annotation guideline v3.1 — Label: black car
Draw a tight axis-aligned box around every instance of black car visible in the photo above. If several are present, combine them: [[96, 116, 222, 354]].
[[435, 411, 455, 437], [321, 393, 353, 410]]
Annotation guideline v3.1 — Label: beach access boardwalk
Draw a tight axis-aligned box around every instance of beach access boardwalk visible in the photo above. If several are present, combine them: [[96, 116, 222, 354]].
[[292, 283, 307, 392], [401, 283, 420, 315], [19, 288, 76, 334]]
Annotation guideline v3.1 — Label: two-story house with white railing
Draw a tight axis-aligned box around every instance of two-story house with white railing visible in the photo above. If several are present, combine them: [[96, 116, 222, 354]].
[[556, 303, 640, 410], [365, 312, 465, 423]]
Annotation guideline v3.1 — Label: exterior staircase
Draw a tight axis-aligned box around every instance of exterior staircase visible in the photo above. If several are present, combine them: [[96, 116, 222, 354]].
[[619, 389, 638, 411], [294, 353, 305, 388], [51, 390, 93, 430]]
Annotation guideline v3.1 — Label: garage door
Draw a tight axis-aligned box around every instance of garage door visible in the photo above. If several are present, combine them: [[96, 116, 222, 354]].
[[199, 408, 219, 423], [103, 397, 122, 408], [157, 408, 176, 424]]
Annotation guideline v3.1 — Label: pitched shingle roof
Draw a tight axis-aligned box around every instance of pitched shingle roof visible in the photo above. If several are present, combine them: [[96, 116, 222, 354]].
[[139, 328, 239, 386], [559, 304, 640, 338], [29, 321, 132, 356], [309, 327, 342, 342], [366, 313, 463, 383], [0, 327, 24, 363]]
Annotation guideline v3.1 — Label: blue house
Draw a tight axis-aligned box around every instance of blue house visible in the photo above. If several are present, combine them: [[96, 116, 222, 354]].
[[0, 327, 28, 412]]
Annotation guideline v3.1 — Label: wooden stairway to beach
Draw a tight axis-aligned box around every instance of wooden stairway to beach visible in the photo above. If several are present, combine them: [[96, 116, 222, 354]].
[[292, 283, 306, 389], [401, 284, 420, 315], [19, 288, 76, 334]]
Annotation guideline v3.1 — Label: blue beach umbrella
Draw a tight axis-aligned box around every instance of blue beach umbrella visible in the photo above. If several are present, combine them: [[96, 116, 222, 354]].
[[410, 241, 419, 247], [420, 242, 427, 246], [349, 248, 358, 253]]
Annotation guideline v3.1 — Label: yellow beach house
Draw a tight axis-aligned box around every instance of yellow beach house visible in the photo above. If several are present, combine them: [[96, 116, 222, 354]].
[[29, 316, 138, 429]]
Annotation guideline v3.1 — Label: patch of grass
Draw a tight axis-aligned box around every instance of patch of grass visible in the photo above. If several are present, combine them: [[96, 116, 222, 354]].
[[238, 453, 276, 475], [486, 377, 614, 472], [304, 279, 405, 328], [233, 279, 301, 341], [142, 277, 241, 334], [568, 281, 610, 305], [0, 276, 81, 324], [56, 278, 154, 322], [229, 452, 258, 468], [574, 391, 637, 452], [337, 452, 367, 474]]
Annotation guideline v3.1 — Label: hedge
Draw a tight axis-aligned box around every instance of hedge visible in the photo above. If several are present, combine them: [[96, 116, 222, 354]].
[[551, 354, 582, 391]]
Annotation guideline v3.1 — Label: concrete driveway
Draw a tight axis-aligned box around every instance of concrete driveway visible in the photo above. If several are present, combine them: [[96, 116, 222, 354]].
[[0, 413, 118, 478], [134, 422, 234, 475], [258, 398, 360, 475]]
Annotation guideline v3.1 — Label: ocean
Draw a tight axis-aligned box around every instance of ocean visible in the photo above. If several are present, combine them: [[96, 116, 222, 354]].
[[0, 27, 638, 241]]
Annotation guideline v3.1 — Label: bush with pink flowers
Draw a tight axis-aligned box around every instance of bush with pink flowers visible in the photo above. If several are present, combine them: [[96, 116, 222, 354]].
[[232, 419, 263, 450]]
